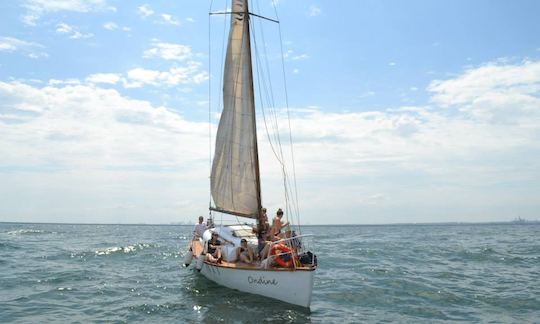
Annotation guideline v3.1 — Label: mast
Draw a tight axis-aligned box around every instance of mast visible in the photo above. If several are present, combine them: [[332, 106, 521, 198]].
[[244, 0, 264, 226]]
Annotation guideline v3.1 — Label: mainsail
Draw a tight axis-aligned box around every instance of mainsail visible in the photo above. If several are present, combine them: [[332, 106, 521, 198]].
[[210, 0, 261, 218]]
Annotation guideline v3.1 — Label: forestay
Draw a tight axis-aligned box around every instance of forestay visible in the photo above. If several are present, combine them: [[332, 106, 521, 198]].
[[210, 0, 261, 218]]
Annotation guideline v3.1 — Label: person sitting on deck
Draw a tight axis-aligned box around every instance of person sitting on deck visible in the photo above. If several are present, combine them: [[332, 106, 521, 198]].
[[289, 230, 302, 251], [258, 234, 280, 262], [205, 232, 222, 263], [236, 238, 254, 264]]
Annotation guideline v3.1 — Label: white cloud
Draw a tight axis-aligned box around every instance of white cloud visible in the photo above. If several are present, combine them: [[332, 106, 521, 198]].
[[21, 0, 115, 26], [80, 60, 208, 89], [124, 63, 208, 88], [388, 62, 396, 66], [308, 5, 321, 17], [0, 80, 209, 223], [193, 72, 209, 84], [357, 91, 375, 98], [160, 13, 181, 26], [143, 41, 193, 61], [103, 22, 130, 32], [283, 49, 293, 59], [283, 49, 310, 61], [257, 60, 540, 222], [429, 60, 540, 107], [48, 78, 81, 86], [21, 14, 39, 26], [186, 17, 196, 23], [126, 68, 160, 86], [80, 66, 208, 90], [103, 22, 118, 30], [23, 0, 113, 12], [291, 54, 309, 60], [137, 4, 154, 18], [56, 22, 94, 39], [86, 73, 122, 84], [428, 59, 540, 123], [1, 59, 539, 224], [0, 36, 48, 59], [137, 6, 181, 26]]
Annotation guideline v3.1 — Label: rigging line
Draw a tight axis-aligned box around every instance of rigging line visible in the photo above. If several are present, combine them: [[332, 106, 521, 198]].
[[251, 23, 288, 199], [251, 20, 282, 165], [259, 2, 282, 139], [254, 0, 277, 109], [252, 1, 295, 227], [251, 10, 285, 170], [272, 6, 299, 220], [255, 2, 283, 164], [251, 11, 295, 226], [250, 18, 277, 160], [272, 0, 301, 234], [251, 19, 292, 225], [251, 1, 283, 166]]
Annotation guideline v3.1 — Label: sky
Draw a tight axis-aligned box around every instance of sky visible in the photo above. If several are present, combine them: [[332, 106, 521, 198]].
[[1, 0, 539, 225]]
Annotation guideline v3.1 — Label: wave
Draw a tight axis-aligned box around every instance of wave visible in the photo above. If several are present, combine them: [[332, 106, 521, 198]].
[[6, 229, 56, 235], [94, 243, 156, 256], [0, 241, 20, 250]]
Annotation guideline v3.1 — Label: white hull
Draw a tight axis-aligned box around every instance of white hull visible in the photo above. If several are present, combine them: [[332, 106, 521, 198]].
[[199, 260, 315, 308]]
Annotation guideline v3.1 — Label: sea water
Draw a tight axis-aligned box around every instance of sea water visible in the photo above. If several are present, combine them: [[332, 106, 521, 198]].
[[0, 223, 538, 322]]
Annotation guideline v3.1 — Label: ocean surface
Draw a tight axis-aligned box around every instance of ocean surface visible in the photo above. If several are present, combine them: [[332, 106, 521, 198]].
[[0, 223, 539, 323]]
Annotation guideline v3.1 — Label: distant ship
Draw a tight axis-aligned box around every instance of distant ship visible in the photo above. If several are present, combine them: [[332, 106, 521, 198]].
[[511, 217, 528, 224]]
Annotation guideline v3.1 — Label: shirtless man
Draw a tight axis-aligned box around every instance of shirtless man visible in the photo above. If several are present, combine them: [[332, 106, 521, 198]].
[[271, 208, 289, 237]]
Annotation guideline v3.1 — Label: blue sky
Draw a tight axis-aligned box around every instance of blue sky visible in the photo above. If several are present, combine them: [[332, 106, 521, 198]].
[[1, 0, 539, 224]]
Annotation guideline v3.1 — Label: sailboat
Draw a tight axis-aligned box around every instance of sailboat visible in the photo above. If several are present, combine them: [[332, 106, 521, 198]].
[[183, 0, 317, 308]]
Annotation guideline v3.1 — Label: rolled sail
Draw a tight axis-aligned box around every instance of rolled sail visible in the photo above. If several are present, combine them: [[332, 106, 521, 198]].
[[210, 0, 260, 218]]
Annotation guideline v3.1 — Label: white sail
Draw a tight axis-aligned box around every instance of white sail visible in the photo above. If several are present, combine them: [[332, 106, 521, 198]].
[[210, 0, 260, 218]]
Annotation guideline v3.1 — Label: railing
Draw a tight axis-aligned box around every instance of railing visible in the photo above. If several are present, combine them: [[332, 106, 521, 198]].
[[263, 234, 315, 269]]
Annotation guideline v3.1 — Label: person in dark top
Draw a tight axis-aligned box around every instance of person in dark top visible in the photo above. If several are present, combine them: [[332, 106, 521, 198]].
[[236, 238, 254, 264], [253, 208, 270, 257], [206, 232, 222, 263]]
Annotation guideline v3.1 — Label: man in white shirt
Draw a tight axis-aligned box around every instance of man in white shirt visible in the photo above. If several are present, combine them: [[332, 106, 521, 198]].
[[193, 216, 206, 239]]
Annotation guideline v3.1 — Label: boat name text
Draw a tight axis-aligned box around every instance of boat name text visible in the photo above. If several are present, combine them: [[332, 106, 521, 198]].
[[248, 276, 278, 286]]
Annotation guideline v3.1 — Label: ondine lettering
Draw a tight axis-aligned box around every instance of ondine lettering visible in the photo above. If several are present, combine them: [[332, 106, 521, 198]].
[[248, 275, 278, 286]]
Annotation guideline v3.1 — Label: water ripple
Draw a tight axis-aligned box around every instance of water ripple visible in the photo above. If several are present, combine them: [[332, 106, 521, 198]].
[[0, 223, 538, 322]]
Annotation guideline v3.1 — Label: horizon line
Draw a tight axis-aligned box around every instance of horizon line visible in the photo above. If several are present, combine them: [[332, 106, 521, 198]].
[[1, 220, 539, 227]]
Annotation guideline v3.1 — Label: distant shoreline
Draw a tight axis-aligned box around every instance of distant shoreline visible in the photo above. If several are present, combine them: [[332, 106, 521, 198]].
[[1, 220, 539, 226]]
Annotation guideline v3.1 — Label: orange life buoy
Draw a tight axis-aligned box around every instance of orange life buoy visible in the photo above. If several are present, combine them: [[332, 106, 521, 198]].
[[271, 243, 294, 268]]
